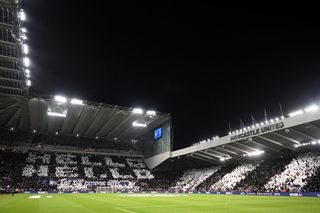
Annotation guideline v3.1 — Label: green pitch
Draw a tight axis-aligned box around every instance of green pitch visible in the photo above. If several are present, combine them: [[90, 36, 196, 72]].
[[0, 193, 319, 213]]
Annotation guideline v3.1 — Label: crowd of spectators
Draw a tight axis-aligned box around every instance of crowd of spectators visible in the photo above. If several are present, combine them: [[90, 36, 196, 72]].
[[234, 157, 293, 192], [264, 153, 320, 192], [171, 167, 219, 192], [0, 148, 160, 193], [210, 164, 258, 191]]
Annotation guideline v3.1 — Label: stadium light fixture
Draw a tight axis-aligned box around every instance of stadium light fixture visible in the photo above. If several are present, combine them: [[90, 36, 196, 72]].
[[256, 123, 260, 127], [47, 111, 67, 117], [146, 110, 156, 116], [220, 156, 231, 162], [260, 122, 264, 126], [244, 150, 264, 157], [251, 125, 255, 128], [19, 10, 26, 21], [281, 116, 285, 119], [23, 57, 30, 67], [22, 44, 29, 54], [26, 80, 31, 86], [21, 28, 27, 33], [304, 104, 319, 112], [70, 98, 84, 105], [22, 35, 27, 40], [275, 117, 279, 121], [132, 108, 143, 114], [265, 120, 269, 124], [269, 119, 274, 123], [289, 109, 304, 117], [54, 95, 67, 104], [132, 121, 147, 127]]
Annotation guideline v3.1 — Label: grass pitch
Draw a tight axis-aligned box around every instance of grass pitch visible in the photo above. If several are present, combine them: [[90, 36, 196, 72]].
[[0, 193, 319, 213]]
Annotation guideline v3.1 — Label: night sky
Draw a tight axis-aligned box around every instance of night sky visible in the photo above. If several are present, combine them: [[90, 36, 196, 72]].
[[23, 1, 320, 150]]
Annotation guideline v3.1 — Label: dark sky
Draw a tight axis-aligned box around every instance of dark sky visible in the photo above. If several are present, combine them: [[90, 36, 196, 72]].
[[23, 1, 320, 150]]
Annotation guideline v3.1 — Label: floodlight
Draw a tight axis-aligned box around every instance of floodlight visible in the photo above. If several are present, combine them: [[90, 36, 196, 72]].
[[251, 125, 255, 128], [23, 57, 30, 67], [220, 156, 231, 161], [47, 112, 67, 117], [132, 108, 143, 114], [304, 105, 319, 112], [289, 109, 304, 117], [246, 150, 264, 157], [26, 80, 31, 86], [23, 44, 29, 54], [281, 116, 285, 119], [19, 10, 26, 21], [275, 117, 279, 121], [21, 28, 27, 33], [132, 121, 147, 127], [54, 95, 67, 103], [96, 136, 99, 139], [33, 130, 36, 133], [22, 35, 27, 40], [256, 124, 260, 127], [260, 122, 264, 126], [70, 98, 84, 105], [76, 134, 79, 137], [270, 119, 274, 123], [146, 110, 156, 116], [265, 121, 269, 124]]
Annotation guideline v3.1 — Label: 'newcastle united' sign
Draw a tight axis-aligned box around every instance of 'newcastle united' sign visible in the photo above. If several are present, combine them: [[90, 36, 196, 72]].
[[230, 122, 285, 141]]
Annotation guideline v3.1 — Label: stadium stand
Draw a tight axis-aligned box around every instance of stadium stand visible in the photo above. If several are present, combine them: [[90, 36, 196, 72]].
[[209, 164, 258, 191], [2, 129, 320, 194], [0, 147, 180, 193], [196, 165, 237, 192], [264, 152, 320, 192], [234, 157, 293, 192], [170, 167, 219, 192]]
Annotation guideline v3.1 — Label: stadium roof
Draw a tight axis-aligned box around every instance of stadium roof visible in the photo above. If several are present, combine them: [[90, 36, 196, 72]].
[[0, 94, 171, 142], [155, 106, 320, 170]]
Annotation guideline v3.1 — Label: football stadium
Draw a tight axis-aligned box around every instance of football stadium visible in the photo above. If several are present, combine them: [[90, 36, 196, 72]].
[[1, 1, 320, 212]]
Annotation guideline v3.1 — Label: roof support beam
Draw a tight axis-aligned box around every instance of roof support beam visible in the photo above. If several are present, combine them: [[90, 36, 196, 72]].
[[257, 135, 295, 151], [190, 155, 217, 164], [290, 127, 318, 141], [249, 139, 280, 153], [199, 150, 222, 159], [271, 132, 300, 144], [194, 152, 220, 163]]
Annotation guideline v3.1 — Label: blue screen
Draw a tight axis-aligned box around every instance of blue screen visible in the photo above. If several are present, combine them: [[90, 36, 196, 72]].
[[154, 127, 162, 140]]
